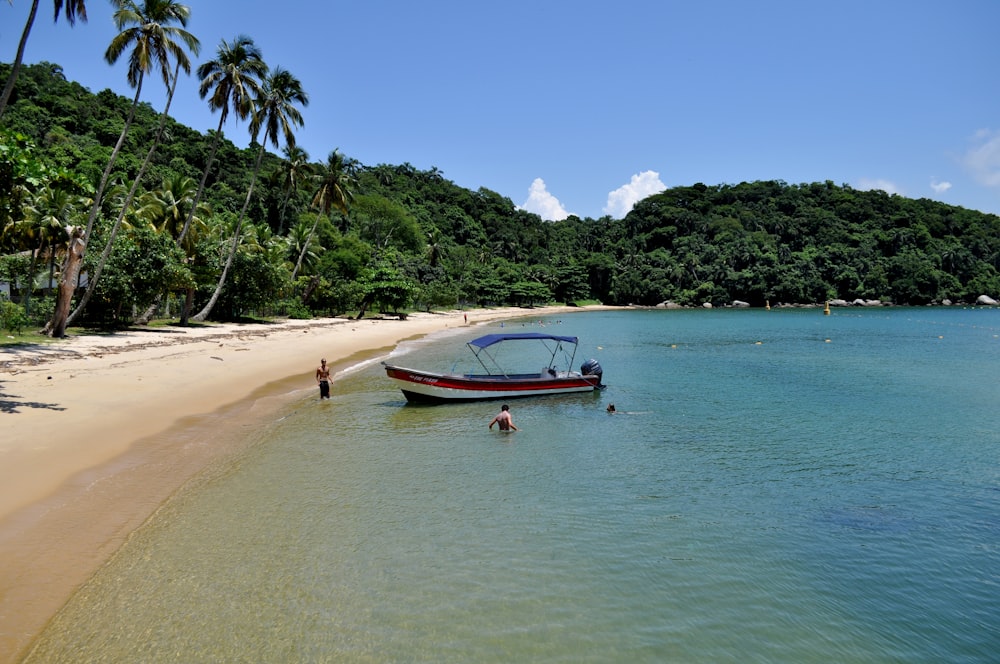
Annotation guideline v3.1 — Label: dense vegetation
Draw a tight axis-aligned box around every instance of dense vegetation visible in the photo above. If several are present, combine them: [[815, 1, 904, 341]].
[[3, 59, 1000, 335]]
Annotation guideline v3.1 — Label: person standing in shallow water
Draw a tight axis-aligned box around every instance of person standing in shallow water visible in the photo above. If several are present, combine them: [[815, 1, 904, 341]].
[[316, 358, 332, 399], [489, 404, 518, 431]]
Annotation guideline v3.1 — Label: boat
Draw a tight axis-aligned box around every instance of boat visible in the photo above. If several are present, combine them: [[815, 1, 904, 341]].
[[382, 332, 604, 403]]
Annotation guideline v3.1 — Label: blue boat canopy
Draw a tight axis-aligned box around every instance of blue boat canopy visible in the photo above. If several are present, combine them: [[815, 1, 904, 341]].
[[468, 332, 579, 349]]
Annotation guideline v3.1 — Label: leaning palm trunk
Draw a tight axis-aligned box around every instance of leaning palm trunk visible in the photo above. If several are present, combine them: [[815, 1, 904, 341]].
[[0, 0, 40, 119], [69, 64, 181, 326], [290, 215, 320, 282], [277, 187, 293, 235], [82, 80, 143, 242], [191, 143, 266, 322], [300, 274, 320, 305], [178, 117, 225, 246], [178, 286, 196, 325], [176, 118, 226, 326], [44, 79, 144, 335], [46, 227, 86, 337]]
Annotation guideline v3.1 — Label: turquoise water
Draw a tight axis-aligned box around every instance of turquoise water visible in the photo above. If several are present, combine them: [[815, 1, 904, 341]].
[[25, 309, 1000, 663]]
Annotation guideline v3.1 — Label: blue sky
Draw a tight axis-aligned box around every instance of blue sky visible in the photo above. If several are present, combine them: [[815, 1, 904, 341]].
[[4, 0, 1000, 220]]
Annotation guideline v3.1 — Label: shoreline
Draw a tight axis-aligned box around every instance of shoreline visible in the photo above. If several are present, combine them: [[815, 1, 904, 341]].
[[0, 306, 608, 663]]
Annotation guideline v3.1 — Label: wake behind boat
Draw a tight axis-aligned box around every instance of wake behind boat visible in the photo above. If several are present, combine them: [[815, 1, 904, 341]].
[[383, 332, 604, 403]]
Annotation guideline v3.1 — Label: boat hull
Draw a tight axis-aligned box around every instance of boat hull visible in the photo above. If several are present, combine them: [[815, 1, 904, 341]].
[[383, 364, 601, 403]]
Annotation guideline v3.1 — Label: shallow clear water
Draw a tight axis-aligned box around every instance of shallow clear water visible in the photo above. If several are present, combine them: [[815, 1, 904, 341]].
[[25, 308, 1000, 662]]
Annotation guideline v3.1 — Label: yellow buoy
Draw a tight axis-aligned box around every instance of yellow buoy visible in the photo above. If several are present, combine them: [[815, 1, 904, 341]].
[[824, 301, 831, 315]]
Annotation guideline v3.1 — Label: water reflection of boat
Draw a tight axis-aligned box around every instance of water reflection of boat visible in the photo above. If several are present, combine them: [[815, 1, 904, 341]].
[[382, 332, 604, 403]]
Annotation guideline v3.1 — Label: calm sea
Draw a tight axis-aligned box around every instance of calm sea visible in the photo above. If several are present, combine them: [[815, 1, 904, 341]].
[[24, 308, 1000, 663]]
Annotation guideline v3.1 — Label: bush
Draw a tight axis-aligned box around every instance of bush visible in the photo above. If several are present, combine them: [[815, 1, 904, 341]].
[[27, 295, 55, 327], [0, 299, 28, 335], [282, 298, 313, 319]]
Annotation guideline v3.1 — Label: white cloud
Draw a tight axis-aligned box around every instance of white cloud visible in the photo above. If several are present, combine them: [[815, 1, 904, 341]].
[[930, 178, 952, 194], [962, 129, 1000, 187], [603, 171, 666, 218], [521, 178, 570, 221], [856, 178, 902, 195]]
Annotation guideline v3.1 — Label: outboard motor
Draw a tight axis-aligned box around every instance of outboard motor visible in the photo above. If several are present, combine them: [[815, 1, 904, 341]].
[[580, 358, 604, 388]]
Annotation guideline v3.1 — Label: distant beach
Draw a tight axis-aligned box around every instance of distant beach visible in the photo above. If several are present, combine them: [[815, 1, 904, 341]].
[[0, 305, 608, 663]]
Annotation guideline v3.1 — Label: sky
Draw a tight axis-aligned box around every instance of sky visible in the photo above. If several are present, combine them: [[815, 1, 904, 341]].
[[4, 0, 1000, 221]]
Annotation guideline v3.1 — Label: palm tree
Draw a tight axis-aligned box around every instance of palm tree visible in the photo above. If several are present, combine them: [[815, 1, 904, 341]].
[[276, 144, 311, 235], [45, 0, 197, 336], [291, 149, 355, 282], [139, 173, 208, 248], [287, 215, 322, 276], [16, 184, 81, 315], [177, 35, 266, 247], [136, 176, 204, 319], [192, 66, 307, 322], [0, 0, 87, 119], [426, 228, 443, 268], [68, 47, 198, 326], [372, 164, 395, 188], [85, 0, 196, 243]]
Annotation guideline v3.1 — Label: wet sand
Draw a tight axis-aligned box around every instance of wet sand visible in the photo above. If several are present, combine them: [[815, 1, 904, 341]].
[[0, 307, 600, 662]]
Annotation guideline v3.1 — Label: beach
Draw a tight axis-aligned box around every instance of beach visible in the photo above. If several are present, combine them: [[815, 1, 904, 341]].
[[0, 306, 591, 663]]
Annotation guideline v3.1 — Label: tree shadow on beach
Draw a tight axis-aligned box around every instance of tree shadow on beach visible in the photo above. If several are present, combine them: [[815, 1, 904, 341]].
[[0, 388, 65, 414], [0, 366, 65, 414]]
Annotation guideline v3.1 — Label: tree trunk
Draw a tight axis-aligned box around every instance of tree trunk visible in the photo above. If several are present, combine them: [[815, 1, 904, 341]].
[[0, 0, 39, 119], [178, 115, 225, 246], [290, 215, 320, 282], [176, 119, 226, 325], [278, 185, 293, 235], [300, 274, 320, 304], [354, 294, 373, 320], [135, 293, 162, 325], [44, 227, 85, 337], [179, 287, 195, 325], [45, 78, 144, 336], [82, 79, 144, 242], [192, 144, 266, 322], [68, 65, 178, 326]]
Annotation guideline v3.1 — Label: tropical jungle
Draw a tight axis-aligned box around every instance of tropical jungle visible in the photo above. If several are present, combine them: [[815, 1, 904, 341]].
[[3, 5, 1000, 337]]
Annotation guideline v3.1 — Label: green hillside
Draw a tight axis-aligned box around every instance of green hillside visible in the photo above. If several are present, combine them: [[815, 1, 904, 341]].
[[3, 61, 1000, 334]]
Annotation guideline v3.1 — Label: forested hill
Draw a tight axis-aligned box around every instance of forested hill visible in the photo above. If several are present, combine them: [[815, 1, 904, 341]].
[[3, 62, 1000, 329], [618, 181, 1000, 306]]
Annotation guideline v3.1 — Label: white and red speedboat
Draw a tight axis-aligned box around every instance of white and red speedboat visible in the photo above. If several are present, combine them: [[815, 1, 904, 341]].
[[382, 332, 604, 403]]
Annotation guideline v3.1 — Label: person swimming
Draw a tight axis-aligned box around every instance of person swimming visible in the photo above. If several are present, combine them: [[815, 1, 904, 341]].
[[489, 404, 518, 431]]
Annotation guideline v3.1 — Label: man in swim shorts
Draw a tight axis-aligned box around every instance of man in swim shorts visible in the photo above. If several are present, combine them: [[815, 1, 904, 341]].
[[489, 404, 518, 431], [316, 358, 332, 399]]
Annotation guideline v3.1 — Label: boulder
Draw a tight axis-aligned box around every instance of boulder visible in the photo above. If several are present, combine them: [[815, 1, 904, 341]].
[[829, 299, 849, 307], [702, 302, 713, 309], [977, 294, 998, 306], [732, 300, 750, 308]]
